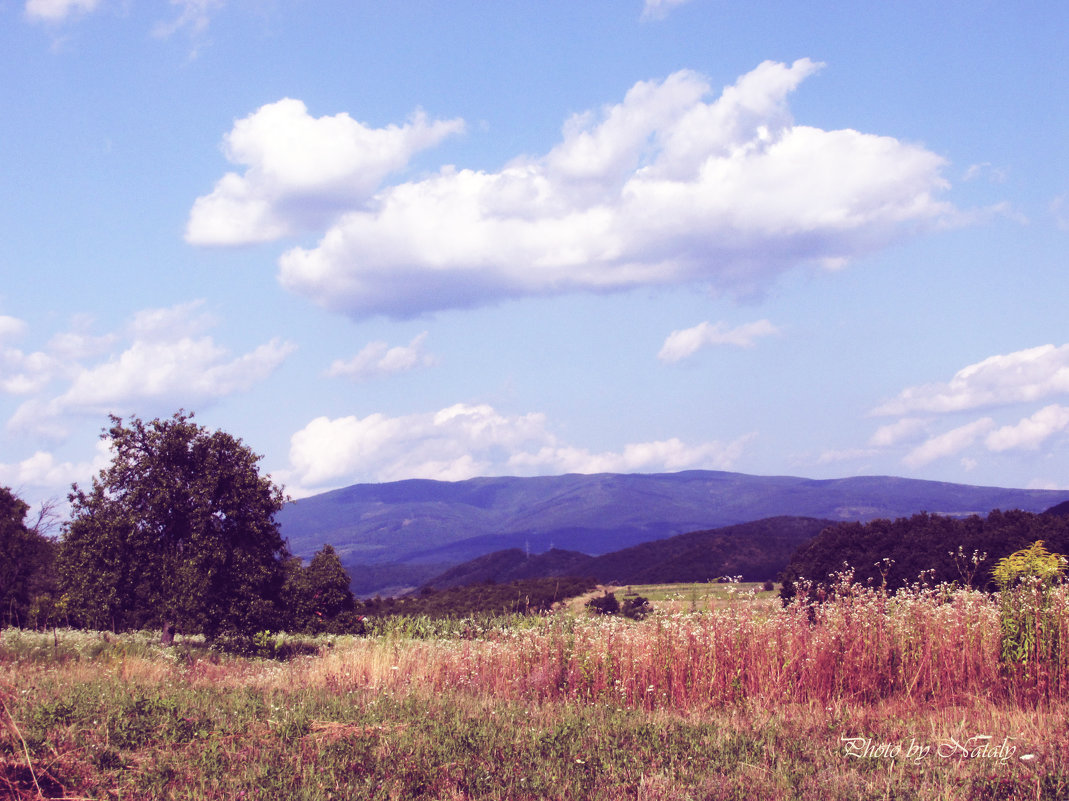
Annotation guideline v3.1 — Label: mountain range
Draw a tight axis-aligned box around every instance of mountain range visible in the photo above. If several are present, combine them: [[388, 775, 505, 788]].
[[275, 470, 1069, 597]]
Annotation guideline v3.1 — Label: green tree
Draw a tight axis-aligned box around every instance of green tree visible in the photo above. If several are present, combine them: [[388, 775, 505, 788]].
[[0, 487, 58, 628], [305, 545, 355, 619], [281, 545, 357, 633], [59, 411, 290, 639]]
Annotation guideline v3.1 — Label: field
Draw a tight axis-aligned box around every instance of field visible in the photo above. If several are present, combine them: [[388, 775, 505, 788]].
[[618, 581, 779, 613], [3, 580, 1068, 800]]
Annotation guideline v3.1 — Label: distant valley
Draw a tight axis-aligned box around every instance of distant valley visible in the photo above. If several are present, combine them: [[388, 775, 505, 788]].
[[275, 470, 1069, 597]]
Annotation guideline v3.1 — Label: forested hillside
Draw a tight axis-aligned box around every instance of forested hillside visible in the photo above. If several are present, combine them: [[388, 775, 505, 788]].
[[425, 516, 833, 589], [277, 471, 1069, 597], [779, 507, 1069, 599]]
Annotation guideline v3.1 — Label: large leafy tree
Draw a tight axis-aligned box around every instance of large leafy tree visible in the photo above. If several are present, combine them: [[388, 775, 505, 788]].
[[281, 544, 358, 633], [59, 411, 290, 638], [0, 486, 58, 627]]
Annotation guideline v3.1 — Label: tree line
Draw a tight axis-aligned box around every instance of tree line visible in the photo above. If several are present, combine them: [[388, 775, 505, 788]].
[[779, 508, 1069, 602], [1, 412, 362, 638], [2, 411, 598, 640]]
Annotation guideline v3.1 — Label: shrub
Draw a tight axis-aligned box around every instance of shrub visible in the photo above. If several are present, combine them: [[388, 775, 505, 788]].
[[586, 591, 620, 615], [620, 595, 651, 620]]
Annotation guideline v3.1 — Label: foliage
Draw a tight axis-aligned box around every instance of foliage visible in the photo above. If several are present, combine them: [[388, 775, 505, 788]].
[[619, 594, 652, 619], [366, 576, 596, 620], [586, 591, 651, 619], [209, 630, 322, 660], [585, 590, 619, 615], [993, 540, 1067, 589], [58, 411, 289, 639], [993, 540, 1068, 666], [0, 487, 58, 629], [281, 545, 359, 634], [778, 508, 1069, 602]]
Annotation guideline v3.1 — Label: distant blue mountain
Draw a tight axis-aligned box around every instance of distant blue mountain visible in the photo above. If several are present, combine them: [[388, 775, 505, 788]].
[[275, 470, 1069, 596]]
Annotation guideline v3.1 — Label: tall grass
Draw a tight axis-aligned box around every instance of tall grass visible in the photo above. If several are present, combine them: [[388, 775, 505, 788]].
[[300, 578, 1069, 711], [3, 579, 1068, 799]]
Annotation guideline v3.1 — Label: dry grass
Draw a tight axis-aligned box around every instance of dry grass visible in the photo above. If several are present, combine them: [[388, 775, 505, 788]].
[[2, 581, 1068, 799]]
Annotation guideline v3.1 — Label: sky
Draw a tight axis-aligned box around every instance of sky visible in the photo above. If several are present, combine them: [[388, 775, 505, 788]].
[[1, 0, 1068, 516]]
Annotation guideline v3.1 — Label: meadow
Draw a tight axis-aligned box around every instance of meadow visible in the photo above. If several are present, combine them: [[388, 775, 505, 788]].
[[2, 578, 1068, 800]]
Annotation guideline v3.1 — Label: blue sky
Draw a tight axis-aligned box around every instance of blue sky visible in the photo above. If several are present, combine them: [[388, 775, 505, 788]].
[[2, 0, 1068, 513]]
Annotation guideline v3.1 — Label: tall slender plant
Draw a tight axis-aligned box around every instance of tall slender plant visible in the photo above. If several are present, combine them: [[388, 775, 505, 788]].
[[992, 540, 1067, 665]]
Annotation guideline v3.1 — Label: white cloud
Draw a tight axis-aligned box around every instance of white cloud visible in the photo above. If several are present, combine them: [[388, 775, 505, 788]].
[[326, 332, 435, 381], [510, 435, 753, 476], [6, 302, 295, 434], [641, 0, 693, 20], [0, 348, 59, 395], [190, 60, 958, 318], [186, 99, 465, 245], [53, 337, 294, 413], [24, 0, 101, 22], [873, 344, 1069, 416], [985, 404, 1069, 452], [868, 417, 927, 448], [0, 315, 65, 396], [281, 403, 748, 495], [0, 316, 27, 340], [903, 417, 995, 468], [658, 319, 778, 363], [0, 439, 111, 490]]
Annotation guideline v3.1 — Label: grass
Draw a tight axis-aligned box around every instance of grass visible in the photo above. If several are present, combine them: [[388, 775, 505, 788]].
[[620, 581, 779, 612], [2, 580, 1068, 799]]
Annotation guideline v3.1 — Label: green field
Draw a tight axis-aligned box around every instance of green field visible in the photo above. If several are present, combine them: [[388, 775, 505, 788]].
[[618, 581, 779, 609], [3, 580, 1068, 800]]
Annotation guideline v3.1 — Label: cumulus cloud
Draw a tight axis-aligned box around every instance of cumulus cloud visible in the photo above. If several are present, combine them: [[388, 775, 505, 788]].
[[0, 349, 59, 396], [326, 332, 435, 381], [24, 0, 101, 22], [903, 418, 995, 468], [282, 402, 748, 494], [0, 315, 64, 396], [510, 435, 753, 476], [6, 301, 295, 434], [985, 404, 1069, 452], [868, 417, 927, 448], [191, 60, 958, 318], [51, 337, 293, 414], [0, 439, 111, 490], [186, 99, 465, 245], [658, 319, 778, 363], [873, 344, 1069, 416], [0, 316, 27, 340]]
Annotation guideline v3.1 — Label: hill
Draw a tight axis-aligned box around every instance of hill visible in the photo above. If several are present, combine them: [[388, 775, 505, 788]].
[[275, 470, 1069, 596], [425, 516, 834, 590]]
